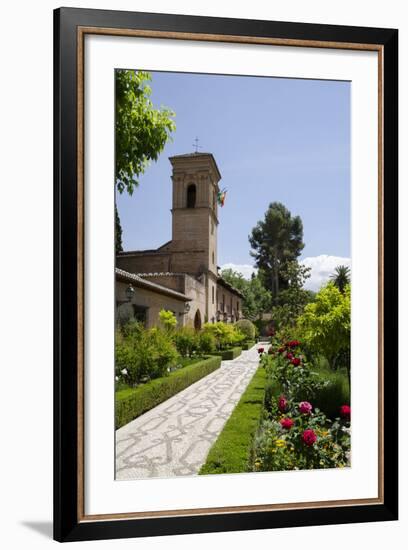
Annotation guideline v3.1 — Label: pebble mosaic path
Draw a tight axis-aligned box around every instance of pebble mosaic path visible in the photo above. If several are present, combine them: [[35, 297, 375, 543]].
[[115, 344, 266, 480]]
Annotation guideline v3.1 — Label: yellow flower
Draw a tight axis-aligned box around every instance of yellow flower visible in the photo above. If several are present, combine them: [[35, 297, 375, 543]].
[[275, 439, 286, 448]]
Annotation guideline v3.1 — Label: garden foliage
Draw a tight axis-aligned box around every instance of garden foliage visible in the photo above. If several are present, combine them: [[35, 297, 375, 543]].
[[253, 337, 351, 471], [297, 282, 351, 374], [202, 322, 245, 350], [234, 319, 256, 341]]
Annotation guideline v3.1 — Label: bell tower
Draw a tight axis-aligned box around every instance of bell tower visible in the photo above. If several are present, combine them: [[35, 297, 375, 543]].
[[169, 152, 220, 277], [169, 152, 221, 323]]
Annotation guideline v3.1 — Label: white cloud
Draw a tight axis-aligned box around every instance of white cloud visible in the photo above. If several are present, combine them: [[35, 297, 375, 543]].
[[220, 263, 257, 280], [300, 255, 351, 292], [221, 256, 351, 293]]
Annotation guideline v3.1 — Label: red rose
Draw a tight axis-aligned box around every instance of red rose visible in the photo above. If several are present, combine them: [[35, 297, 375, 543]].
[[278, 346, 285, 354], [340, 405, 351, 420], [299, 401, 313, 414], [288, 340, 300, 348], [291, 357, 301, 366], [278, 395, 288, 412], [286, 352, 294, 360], [257, 347, 264, 354], [302, 429, 317, 446], [280, 417, 294, 430]]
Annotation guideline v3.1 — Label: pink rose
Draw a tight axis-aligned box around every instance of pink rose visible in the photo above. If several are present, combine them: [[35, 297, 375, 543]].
[[299, 401, 313, 415]]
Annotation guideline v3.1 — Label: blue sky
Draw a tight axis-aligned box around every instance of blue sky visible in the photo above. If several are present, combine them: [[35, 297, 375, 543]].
[[116, 71, 350, 290]]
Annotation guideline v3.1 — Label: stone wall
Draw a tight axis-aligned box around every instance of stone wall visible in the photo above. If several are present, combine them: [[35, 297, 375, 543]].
[[216, 283, 242, 323], [116, 280, 187, 329], [116, 252, 171, 274]]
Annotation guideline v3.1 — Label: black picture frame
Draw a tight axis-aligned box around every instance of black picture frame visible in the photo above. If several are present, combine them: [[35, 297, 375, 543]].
[[54, 7, 398, 542]]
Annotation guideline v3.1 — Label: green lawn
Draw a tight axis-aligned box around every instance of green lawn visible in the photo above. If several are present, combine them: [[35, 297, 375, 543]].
[[199, 365, 266, 475]]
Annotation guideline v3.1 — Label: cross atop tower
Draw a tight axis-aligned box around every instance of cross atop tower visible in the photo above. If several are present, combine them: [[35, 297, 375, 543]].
[[192, 137, 203, 153]]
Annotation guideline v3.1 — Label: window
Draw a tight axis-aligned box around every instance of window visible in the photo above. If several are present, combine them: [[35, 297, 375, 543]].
[[212, 285, 215, 304], [186, 184, 196, 208], [212, 251, 215, 265], [132, 305, 148, 327], [211, 220, 214, 235]]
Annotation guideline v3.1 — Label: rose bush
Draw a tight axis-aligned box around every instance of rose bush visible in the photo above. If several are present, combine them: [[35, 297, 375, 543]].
[[253, 395, 351, 471], [254, 335, 351, 472]]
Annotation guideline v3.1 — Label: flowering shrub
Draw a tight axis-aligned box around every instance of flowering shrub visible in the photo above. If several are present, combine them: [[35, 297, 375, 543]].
[[253, 396, 350, 471], [254, 333, 351, 472], [261, 341, 328, 404]]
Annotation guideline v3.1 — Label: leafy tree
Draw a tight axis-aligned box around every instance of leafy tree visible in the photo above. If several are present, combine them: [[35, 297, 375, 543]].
[[297, 282, 351, 381], [249, 202, 304, 300], [271, 261, 312, 328], [330, 265, 351, 294], [245, 275, 273, 320], [115, 70, 176, 195], [115, 205, 123, 254], [220, 269, 272, 320]]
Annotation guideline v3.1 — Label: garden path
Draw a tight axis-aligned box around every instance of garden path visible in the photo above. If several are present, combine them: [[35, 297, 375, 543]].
[[115, 344, 267, 479]]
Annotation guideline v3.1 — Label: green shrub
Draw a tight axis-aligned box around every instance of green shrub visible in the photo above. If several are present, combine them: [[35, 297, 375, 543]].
[[198, 331, 216, 354], [234, 319, 256, 341], [115, 324, 178, 385], [115, 356, 221, 428], [173, 327, 199, 357], [199, 366, 266, 475], [203, 322, 245, 350], [158, 309, 177, 331], [313, 371, 350, 419], [263, 378, 283, 412]]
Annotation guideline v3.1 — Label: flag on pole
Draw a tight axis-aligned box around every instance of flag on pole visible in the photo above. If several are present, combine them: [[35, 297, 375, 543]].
[[217, 188, 227, 207]]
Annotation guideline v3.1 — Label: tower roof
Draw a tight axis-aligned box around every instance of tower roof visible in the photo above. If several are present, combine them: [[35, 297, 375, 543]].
[[169, 152, 221, 181]]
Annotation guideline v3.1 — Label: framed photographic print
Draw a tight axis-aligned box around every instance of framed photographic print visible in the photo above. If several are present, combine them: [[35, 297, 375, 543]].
[[54, 7, 398, 542]]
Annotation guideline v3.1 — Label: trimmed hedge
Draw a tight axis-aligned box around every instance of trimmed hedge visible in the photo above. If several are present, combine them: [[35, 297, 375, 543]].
[[199, 366, 267, 475], [212, 347, 242, 361], [241, 340, 255, 351], [116, 355, 222, 429]]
